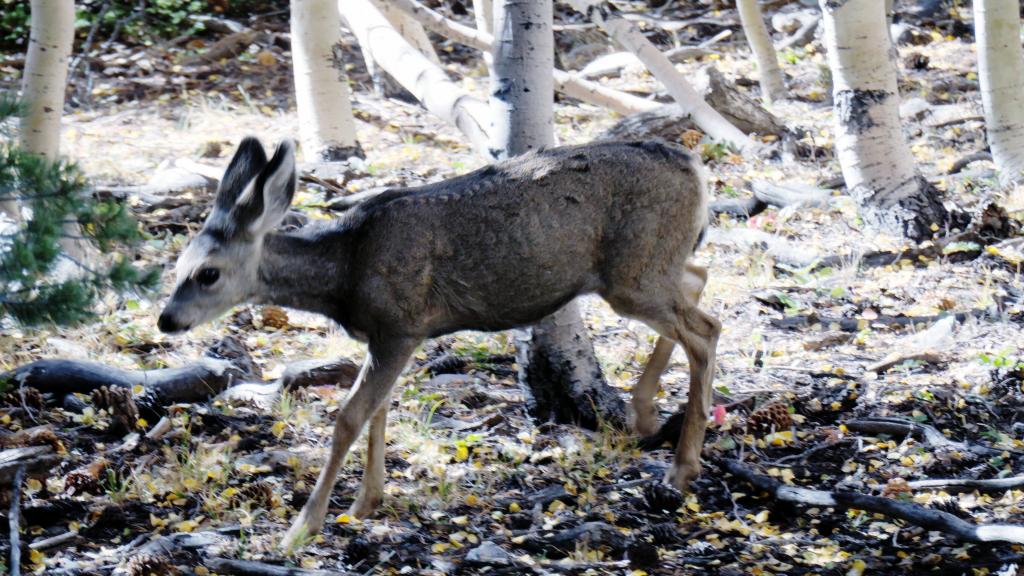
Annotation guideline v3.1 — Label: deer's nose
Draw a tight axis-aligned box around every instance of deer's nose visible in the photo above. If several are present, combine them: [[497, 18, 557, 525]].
[[158, 311, 182, 333]]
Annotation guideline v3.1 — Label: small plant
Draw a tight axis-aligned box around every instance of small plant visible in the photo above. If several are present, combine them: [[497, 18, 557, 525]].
[[0, 93, 158, 328]]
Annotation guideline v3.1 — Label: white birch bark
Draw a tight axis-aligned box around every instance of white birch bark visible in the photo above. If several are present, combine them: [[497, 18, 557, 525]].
[[736, 0, 786, 103], [974, 0, 1024, 185], [370, 0, 442, 65], [567, 0, 757, 152], [819, 0, 947, 240], [387, 0, 657, 115], [290, 0, 362, 161], [490, 0, 625, 428], [341, 0, 492, 155]]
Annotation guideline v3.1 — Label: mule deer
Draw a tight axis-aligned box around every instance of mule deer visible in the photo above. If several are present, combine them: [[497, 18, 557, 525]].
[[158, 137, 720, 549]]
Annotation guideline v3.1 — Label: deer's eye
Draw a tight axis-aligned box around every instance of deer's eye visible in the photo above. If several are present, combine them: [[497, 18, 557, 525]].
[[195, 268, 220, 287]]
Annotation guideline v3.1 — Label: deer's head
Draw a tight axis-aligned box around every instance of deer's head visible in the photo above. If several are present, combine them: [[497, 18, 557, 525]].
[[158, 137, 296, 333]]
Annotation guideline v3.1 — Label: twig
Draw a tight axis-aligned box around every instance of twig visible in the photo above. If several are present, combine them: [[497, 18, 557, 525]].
[[723, 459, 1024, 544], [907, 475, 1024, 493], [9, 465, 24, 576], [948, 151, 993, 175], [845, 416, 1008, 455]]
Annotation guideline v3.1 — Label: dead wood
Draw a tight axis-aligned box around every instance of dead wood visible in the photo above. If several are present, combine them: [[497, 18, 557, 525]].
[[948, 151, 993, 174], [600, 68, 787, 143], [709, 180, 833, 220], [722, 459, 1024, 544], [907, 475, 1024, 493], [702, 66, 787, 136], [0, 446, 61, 485], [0, 337, 258, 418], [9, 465, 24, 576], [204, 558, 354, 576], [182, 29, 260, 64], [769, 307, 1003, 333], [280, 358, 361, 389], [515, 521, 630, 557], [844, 416, 1002, 455]]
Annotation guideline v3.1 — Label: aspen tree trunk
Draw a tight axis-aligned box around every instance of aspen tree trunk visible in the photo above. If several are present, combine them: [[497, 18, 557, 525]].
[[388, 0, 658, 115], [490, 0, 626, 429], [473, 0, 494, 71], [819, 0, 948, 241], [290, 0, 363, 161], [974, 0, 1024, 185], [18, 0, 93, 264], [736, 0, 785, 103], [567, 0, 757, 152], [340, 0, 492, 155], [6, 0, 74, 224]]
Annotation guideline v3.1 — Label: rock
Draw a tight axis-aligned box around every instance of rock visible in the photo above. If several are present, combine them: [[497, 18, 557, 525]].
[[465, 541, 510, 564]]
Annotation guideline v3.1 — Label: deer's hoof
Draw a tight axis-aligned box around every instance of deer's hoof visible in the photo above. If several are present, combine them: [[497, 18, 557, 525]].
[[348, 492, 382, 519], [630, 402, 660, 437], [665, 462, 701, 492], [279, 509, 326, 553]]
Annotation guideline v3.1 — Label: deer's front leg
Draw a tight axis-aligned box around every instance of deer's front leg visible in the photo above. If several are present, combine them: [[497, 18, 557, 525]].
[[280, 338, 418, 551]]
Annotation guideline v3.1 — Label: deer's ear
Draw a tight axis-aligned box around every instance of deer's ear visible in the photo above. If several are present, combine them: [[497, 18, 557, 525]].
[[215, 136, 268, 212], [230, 140, 297, 237]]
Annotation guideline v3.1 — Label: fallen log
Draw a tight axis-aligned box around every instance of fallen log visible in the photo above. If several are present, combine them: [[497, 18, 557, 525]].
[[722, 459, 1024, 544], [387, 0, 661, 116], [0, 337, 258, 418], [205, 558, 354, 576], [600, 70, 787, 143]]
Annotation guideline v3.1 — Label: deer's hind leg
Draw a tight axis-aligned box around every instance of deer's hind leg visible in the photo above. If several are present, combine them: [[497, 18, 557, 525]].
[[349, 403, 389, 518], [606, 263, 719, 490]]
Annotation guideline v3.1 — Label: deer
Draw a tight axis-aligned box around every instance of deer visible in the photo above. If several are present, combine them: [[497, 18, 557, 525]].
[[157, 136, 720, 550]]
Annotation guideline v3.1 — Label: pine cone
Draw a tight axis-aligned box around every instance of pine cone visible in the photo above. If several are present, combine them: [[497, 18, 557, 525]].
[[746, 400, 793, 433], [123, 553, 179, 576], [642, 482, 683, 513], [2, 386, 45, 410], [91, 386, 140, 435], [65, 458, 110, 495], [881, 477, 912, 499], [681, 129, 703, 149], [231, 480, 275, 509], [260, 306, 289, 330]]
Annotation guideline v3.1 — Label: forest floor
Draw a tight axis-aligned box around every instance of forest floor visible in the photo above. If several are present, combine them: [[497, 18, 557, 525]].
[[1, 2, 1024, 575]]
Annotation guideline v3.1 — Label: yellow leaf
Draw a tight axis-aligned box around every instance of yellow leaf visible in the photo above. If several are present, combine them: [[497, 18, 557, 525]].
[[431, 542, 450, 553], [454, 444, 469, 462], [175, 519, 200, 533], [271, 421, 287, 438], [335, 514, 352, 524], [847, 558, 867, 576], [29, 548, 44, 566], [509, 502, 521, 513], [256, 50, 276, 66], [136, 418, 148, 429]]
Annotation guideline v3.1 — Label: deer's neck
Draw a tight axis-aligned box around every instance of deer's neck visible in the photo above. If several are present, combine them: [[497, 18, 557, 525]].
[[255, 226, 350, 319]]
